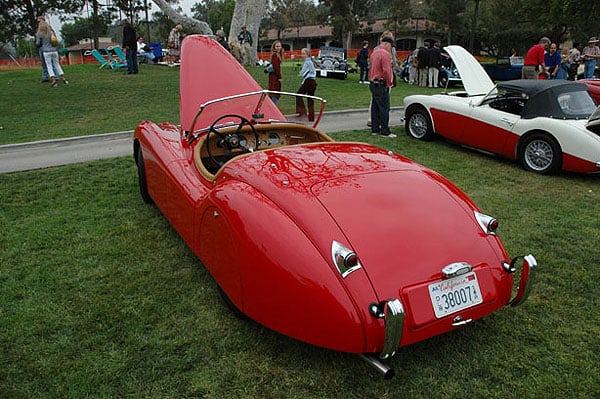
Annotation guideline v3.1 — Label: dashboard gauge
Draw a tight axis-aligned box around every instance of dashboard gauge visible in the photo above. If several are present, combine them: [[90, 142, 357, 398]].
[[268, 132, 280, 145], [238, 136, 247, 148]]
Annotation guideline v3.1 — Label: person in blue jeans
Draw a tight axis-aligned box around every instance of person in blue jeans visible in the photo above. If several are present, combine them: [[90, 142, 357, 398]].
[[36, 16, 49, 82], [122, 19, 138, 74], [582, 37, 600, 79]]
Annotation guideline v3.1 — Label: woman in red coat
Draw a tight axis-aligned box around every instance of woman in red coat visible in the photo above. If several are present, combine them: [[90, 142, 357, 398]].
[[268, 40, 283, 104]]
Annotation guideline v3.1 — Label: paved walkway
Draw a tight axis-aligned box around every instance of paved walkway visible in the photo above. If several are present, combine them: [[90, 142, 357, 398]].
[[0, 108, 403, 174]]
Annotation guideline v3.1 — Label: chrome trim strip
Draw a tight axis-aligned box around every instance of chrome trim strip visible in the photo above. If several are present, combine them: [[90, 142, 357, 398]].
[[442, 262, 472, 278], [510, 254, 537, 306], [379, 299, 404, 360]]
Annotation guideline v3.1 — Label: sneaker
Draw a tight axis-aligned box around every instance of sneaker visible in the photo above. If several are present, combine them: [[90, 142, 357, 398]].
[[382, 133, 397, 138], [62, 80, 69, 85], [371, 132, 380, 136]]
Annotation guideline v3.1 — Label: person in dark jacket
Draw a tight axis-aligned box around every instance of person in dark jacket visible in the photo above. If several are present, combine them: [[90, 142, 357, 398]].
[[417, 41, 430, 87], [122, 19, 138, 74], [427, 41, 442, 87], [356, 40, 370, 83]]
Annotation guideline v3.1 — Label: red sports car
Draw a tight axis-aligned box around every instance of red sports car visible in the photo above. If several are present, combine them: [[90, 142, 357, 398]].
[[133, 35, 536, 378]]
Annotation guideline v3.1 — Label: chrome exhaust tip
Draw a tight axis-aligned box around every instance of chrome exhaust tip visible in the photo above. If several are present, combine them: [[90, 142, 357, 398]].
[[359, 354, 395, 380]]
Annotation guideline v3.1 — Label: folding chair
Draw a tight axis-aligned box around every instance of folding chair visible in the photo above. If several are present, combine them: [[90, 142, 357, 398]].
[[104, 49, 128, 70], [89, 50, 110, 69], [149, 42, 164, 63], [112, 46, 127, 63]]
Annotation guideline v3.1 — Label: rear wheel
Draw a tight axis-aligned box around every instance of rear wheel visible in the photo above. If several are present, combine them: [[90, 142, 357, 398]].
[[136, 148, 153, 204], [405, 108, 434, 141], [518, 133, 562, 174]]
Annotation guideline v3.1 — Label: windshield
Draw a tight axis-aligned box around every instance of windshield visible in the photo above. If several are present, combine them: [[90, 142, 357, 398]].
[[187, 90, 327, 139]]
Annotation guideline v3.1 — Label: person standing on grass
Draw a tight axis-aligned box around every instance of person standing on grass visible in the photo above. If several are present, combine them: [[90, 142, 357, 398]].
[[35, 16, 49, 83], [122, 20, 138, 74], [582, 37, 600, 79], [268, 40, 283, 105], [356, 40, 370, 84], [168, 24, 184, 64], [368, 36, 396, 138], [295, 48, 318, 121], [35, 20, 68, 87], [522, 37, 550, 79], [237, 26, 253, 66]]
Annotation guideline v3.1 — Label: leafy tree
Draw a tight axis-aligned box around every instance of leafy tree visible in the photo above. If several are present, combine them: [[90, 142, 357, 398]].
[[264, 0, 324, 40], [191, 0, 235, 35], [0, 0, 85, 44], [60, 15, 111, 46], [319, 0, 375, 48]]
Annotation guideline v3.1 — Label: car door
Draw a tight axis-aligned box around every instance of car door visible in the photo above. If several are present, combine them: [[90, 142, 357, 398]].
[[459, 102, 520, 155]]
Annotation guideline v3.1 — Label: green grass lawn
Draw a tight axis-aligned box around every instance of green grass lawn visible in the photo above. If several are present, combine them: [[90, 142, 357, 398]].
[[1, 127, 599, 398], [1, 65, 599, 398], [0, 61, 435, 145]]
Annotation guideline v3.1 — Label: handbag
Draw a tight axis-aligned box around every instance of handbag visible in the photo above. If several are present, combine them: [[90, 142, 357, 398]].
[[51, 33, 58, 46]]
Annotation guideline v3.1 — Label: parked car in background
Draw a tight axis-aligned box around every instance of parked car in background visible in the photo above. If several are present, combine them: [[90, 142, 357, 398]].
[[133, 36, 537, 379], [483, 56, 524, 81], [399, 52, 461, 87], [313, 46, 348, 79], [581, 79, 600, 104], [403, 45, 600, 175]]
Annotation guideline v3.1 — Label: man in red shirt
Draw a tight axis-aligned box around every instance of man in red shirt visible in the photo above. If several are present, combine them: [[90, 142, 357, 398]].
[[368, 36, 396, 137], [522, 37, 550, 79]]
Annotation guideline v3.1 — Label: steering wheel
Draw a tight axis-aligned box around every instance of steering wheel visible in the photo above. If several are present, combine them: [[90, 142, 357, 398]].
[[206, 114, 260, 167]]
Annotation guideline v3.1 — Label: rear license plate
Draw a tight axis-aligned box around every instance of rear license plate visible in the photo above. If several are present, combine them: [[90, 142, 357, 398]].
[[429, 272, 482, 318]]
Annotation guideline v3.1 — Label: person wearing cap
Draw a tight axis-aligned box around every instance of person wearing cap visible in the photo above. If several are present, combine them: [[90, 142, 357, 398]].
[[368, 36, 396, 138], [215, 30, 229, 51], [237, 26, 253, 65], [522, 37, 550, 79], [122, 20, 138, 74], [582, 37, 600, 79]]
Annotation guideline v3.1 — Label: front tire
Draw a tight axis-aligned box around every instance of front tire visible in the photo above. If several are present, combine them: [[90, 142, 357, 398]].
[[136, 148, 153, 204], [405, 107, 434, 141], [518, 132, 562, 174]]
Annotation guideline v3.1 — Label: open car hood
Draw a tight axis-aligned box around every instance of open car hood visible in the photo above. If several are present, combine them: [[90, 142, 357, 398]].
[[180, 35, 286, 132], [444, 45, 495, 96]]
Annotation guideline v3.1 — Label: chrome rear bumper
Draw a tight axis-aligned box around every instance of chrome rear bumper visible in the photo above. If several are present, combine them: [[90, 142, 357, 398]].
[[508, 254, 537, 306]]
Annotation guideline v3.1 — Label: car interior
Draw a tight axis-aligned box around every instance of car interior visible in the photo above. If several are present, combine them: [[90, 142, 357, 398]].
[[194, 119, 334, 179], [483, 94, 528, 116]]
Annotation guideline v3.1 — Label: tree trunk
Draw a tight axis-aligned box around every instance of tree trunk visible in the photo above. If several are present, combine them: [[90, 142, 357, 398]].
[[151, 0, 213, 34], [229, 0, 267, 65]]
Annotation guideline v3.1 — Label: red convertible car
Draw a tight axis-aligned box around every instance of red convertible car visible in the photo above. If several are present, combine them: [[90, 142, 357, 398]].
[[133, 35, 536, 378]]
